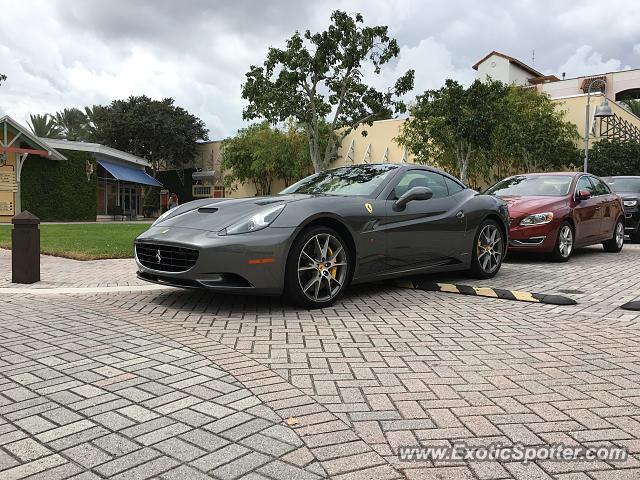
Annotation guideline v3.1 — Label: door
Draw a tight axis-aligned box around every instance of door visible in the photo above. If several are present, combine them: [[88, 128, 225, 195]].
[[381, 170, 466, 272], [590, 176, 617, 238], [573, 176, 602, 244]]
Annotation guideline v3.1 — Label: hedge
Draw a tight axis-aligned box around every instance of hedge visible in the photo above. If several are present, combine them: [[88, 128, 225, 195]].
[[21, 149, 97, 221], [588, 139, 640, 177]]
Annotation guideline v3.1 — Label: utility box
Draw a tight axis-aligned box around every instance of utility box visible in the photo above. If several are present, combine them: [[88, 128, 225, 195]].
[[12, 210, 40, 284]]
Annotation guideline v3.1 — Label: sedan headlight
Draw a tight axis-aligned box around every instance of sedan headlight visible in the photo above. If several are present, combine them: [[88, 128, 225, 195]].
[[520, 212, 554, 226], [220, 204, 286, 235], [624, 200, 637, 207]]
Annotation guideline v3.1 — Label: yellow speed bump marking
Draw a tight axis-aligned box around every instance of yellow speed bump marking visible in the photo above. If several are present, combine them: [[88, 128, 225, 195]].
[[472, 286, 498, 298], [438, 283, 459, 293], [511, 290, 540, 303]]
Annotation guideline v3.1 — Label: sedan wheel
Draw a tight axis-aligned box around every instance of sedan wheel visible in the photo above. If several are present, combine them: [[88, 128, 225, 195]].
[[285, 226, 351, 308], [603, 219, 625, 253], [469, 220, 504, 279], [550, 221, 573, 262]]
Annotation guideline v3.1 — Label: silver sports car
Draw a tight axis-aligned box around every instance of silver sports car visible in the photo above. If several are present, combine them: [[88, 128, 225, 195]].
[[135, 163, 509, 308]]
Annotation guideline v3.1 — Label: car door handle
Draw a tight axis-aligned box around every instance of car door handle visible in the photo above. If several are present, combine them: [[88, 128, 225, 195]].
[[456, 210, 465, 219]]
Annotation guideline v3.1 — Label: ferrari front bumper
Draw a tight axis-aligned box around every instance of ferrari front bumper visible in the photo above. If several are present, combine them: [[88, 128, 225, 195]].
[[134, 225, 297, 295]]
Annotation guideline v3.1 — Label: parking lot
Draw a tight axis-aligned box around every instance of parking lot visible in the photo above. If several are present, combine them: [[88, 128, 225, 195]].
[[1, 245, 640, 479]]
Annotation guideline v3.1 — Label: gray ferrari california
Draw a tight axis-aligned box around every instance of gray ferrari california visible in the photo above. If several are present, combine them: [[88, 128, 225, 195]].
[[135, 163, 509, 308]]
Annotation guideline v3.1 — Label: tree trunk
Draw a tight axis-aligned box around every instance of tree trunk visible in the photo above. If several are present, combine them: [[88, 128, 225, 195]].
[[305, 122, 322, 173], [457, 142, 470, 185]]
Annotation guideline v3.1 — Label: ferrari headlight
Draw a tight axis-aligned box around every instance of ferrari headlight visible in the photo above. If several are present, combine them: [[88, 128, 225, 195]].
[[520, 212, 554, 226], [220, 204, 285, 235], [624, 200, 637, 207]]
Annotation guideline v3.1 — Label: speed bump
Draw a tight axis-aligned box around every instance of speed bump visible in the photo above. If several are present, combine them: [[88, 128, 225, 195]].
[[397, 280, 577, 305], [621, 301, 640, 311]]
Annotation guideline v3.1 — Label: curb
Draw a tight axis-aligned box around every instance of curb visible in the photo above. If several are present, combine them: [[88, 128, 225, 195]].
[[396, 280, 578, 305]]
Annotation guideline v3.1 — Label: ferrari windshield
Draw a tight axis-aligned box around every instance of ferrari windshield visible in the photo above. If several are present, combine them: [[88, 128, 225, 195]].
[[605, 177, 640, 193], [280, 164, 398, 196], [486, 175, 573, 197]]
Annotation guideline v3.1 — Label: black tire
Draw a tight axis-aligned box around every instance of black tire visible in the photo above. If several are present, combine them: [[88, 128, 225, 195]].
[[549, 221, 574, 262], [468, 219, 505, 279], [284, 225, 352, 309], [603, 218, 625, 253]]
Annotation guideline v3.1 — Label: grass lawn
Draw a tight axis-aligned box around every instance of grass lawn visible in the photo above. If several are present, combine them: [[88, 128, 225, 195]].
[[0, 223, 150, 260]]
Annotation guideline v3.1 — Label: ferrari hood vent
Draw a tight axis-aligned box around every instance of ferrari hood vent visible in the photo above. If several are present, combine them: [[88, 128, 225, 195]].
[[197, 206, 219, 213]]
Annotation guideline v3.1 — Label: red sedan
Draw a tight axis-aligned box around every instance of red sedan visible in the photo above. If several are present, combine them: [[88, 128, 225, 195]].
[[485, 172, 625, 261]]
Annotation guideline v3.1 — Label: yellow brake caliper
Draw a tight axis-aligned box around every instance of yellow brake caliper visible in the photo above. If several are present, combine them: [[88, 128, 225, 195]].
[[327, 246, 337, 278]]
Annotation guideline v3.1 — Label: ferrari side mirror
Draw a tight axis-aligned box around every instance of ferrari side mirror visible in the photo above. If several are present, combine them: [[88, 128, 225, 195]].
[[394, 186, 433, 210], [576, 189, 591, 201]]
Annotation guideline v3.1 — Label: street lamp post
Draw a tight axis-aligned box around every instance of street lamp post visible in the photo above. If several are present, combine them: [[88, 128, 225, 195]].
[[584, 78, 613, 172]]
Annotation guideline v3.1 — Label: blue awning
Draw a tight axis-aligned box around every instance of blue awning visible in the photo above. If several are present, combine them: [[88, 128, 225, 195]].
[[97, 159, 162, 187]]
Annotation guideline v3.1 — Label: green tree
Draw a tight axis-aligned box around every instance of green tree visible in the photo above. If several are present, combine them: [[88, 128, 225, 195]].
[[53, 108, 91, 141], [588, 139, 640, 177], [0, 74, 6, 86], [622, 99, 640, 117], [91, 96, 209, 174], [242, 10, 414, 173], [221, 122, 312, 195], [490, 86, 580, 178], [397, 79, 507, 185], [27, 114, 64, 139]]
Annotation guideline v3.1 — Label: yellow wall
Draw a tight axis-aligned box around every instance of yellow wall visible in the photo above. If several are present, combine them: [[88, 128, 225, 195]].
[[334, 118, 413, 167], [552, 94, 640, 143]]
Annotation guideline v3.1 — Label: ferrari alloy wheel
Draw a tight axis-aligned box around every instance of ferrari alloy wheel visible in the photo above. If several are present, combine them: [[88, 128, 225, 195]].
[[469, 219, 504, 279], [285, 226, 351, 308], [603, 219, 625, 253], [550, 221, 573, 262]]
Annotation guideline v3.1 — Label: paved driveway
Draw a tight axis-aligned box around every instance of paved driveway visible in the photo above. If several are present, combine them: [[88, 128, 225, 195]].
[[1, 246, 640, 479]]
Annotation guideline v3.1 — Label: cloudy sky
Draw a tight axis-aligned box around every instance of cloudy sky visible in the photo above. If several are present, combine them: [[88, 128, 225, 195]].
[[1, 0, 639, 140]]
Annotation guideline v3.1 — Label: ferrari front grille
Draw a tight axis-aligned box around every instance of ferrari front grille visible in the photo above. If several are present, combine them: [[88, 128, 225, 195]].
[[136, 243, 199, 272]]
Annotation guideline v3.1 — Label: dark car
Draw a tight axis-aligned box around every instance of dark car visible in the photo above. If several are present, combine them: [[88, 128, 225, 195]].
[[604, 176, 640, 243], [135, 163, 509, 308], [485, 172, 625, 261]]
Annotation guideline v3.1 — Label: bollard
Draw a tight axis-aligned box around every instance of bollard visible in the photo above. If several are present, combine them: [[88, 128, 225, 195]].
[[11, 211, 40, 284]]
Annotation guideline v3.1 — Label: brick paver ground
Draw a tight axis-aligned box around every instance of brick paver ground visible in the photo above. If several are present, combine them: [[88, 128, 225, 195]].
[[1, 244, 640, 479]]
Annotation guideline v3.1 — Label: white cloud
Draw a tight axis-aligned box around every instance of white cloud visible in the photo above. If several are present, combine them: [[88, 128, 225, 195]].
[[365, 37, 475, 100], [0, 1, 639, 140], [557, 45, 631, 78]]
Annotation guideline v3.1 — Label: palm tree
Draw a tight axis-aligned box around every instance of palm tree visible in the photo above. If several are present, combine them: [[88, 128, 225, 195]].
[[27, 113, 64, 139], [53, 108, 90, 141]]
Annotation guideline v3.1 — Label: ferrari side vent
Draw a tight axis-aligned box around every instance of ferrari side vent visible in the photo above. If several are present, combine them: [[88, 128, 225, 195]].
[[136, 243, 199, 272]]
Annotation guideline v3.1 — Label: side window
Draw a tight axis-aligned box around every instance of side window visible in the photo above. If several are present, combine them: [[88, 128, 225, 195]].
[[392, 171, 449, 199], [575, 176, 596, 196], [444, 177, 464, 195], [590, 177, 610, 195]]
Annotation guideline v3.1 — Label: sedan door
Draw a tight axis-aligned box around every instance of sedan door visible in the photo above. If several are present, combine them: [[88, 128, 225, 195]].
[[572, 175, 602, 244], [589, 176, 618, 238], [380, 170, 467, 273]]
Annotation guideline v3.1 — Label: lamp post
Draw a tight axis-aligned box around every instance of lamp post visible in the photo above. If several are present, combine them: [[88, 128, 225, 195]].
[[584, 78, 614, 172]]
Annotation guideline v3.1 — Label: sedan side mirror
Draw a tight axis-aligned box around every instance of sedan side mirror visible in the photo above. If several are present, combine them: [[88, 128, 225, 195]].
[[576, 189, 591, 201], [394, 186, 433, 210]]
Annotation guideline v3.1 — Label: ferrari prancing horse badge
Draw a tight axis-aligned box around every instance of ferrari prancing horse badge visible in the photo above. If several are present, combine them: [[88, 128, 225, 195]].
[[365, 203, 373, 214]]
